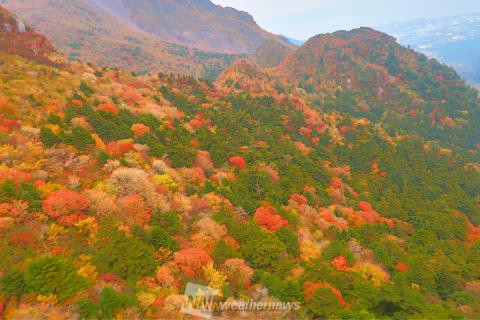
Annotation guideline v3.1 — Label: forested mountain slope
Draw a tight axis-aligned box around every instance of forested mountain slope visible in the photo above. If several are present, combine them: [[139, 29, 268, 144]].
[[2, 0, 293, 78], [2, 0, 243, 78], [0, 6, 479, 319], [220, 28, 480, 150]]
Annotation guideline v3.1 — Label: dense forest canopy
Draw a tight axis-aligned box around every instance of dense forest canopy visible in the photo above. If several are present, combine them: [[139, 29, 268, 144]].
[[0, 6, 479, 318]]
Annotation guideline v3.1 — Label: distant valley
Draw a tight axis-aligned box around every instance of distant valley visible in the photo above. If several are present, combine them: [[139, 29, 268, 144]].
[[380, 12, 480, 86]]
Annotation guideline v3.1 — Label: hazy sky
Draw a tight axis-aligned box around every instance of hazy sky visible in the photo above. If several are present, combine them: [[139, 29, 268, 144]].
[[212, 0, 480, 40]]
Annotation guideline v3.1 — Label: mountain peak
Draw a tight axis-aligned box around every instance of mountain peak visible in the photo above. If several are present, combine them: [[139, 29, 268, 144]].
[[216, 58, 281, 95], [304, 27, 396, 47], [278, 27, 406, 80], [210, 2, 256, 24]]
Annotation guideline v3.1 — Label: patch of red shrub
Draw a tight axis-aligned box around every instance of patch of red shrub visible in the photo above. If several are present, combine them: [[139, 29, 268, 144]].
[[395, 262, 409, 272], [96, 104, 119, 115], [174, 248, 212, 278], [331, 256, 350, 271], [228, 156, 247, 169], [42, 189, 89, 218], [254, 206, 289, 232]]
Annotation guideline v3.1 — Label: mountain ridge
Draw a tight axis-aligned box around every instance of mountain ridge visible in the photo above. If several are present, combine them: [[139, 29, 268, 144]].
[[218, 27, 480, 150], [85, 0, 292, 54]]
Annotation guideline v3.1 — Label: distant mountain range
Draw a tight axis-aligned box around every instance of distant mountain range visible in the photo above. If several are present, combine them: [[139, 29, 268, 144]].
[[380, 12, 480, 86], [283, 36, 305, 46]]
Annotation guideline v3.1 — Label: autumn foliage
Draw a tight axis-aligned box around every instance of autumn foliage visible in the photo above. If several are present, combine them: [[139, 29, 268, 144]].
[[303, 281, 347, 305], [331, 256, 350, 271], [174, 248, 212, 278], [96, 104, 119, 115], [196, 150, 214, 172], [228, 156, 247, 169], [395, 262, 409, 272], [258, 164, 280, 183], [0, 17, 478, 319], [42, 189, 88, 218], [190, 217, 227, 253], [222, 258, 254, 289], [118, 194, 151, 226], [254, 206, 289, 232], [131, 123, 150, 136], [357, 201, 394, 228]]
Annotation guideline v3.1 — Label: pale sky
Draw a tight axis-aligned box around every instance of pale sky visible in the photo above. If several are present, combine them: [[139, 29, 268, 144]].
[[212, 0, 480, 40]]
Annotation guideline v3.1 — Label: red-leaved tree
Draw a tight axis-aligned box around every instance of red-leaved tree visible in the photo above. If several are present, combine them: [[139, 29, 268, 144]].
[[42, 189, 88, 218], [254, 206, 289, 232], [228, 156, 247, 169], [174, 248, 212, 278]]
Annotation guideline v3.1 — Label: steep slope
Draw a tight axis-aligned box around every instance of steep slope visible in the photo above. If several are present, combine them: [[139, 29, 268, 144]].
[[284, 28, 480, 149], [219, 28, 480, 149], [276, 27, 467, 105], [87, 0, 293, 54], [0, 5, 65, 68], [216, 58, 278, 95], [2, 0, 242, 78]]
